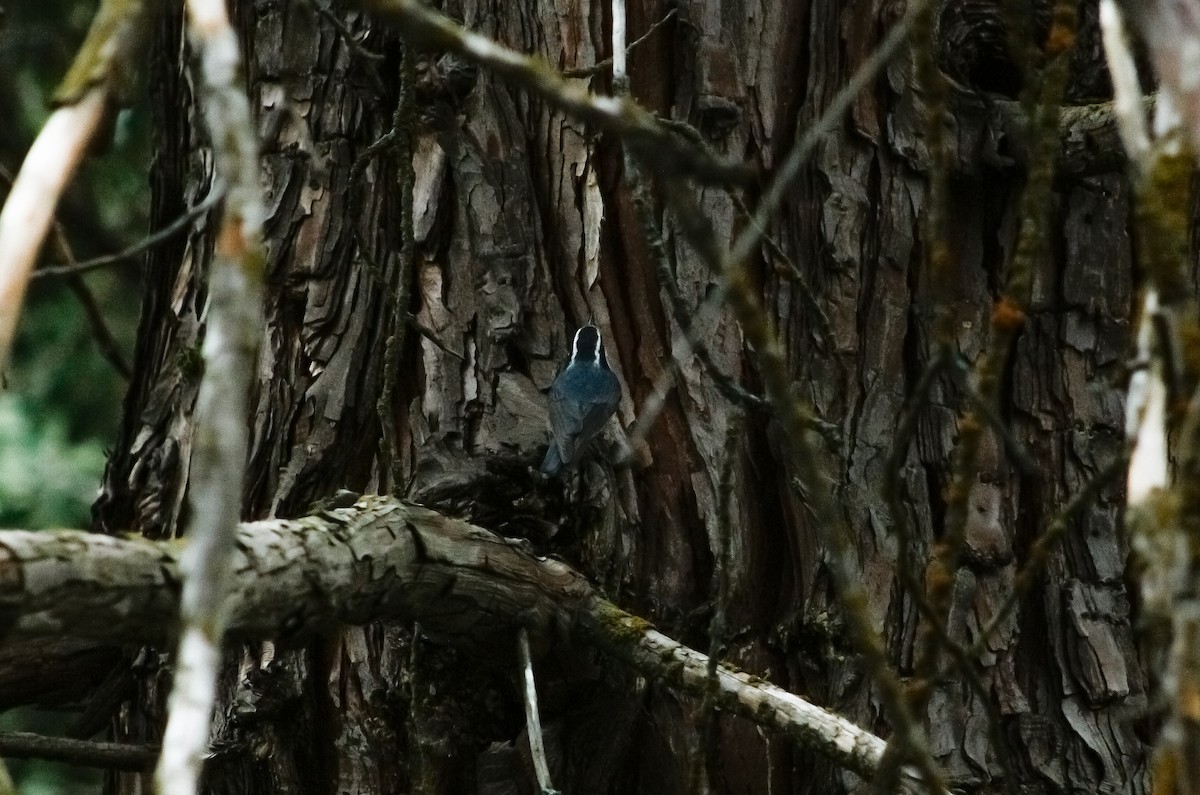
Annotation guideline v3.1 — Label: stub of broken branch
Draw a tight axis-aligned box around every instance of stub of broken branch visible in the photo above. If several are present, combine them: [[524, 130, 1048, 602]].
[[0, 497, 924, 787]]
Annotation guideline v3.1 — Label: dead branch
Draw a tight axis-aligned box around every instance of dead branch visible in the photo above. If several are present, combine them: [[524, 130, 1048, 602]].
[[0, 732, 156, 772], [0, 497, 915, 787], [349, 0, 752, 186], [0, 0, 150, 370], [156, 0, 267, 791], [33, 188, 223, 279]]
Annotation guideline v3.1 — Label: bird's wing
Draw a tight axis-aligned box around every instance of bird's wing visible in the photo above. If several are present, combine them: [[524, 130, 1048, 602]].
[[548, 382, 586, 462], [549, 375, 619, 464]]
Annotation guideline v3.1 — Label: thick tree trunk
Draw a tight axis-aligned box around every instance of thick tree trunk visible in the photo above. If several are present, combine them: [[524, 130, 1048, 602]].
[[95, 0, 1146, 793]]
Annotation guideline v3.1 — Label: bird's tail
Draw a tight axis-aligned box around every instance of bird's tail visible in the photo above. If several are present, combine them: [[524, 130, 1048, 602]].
[[540, 444, 564, 475]]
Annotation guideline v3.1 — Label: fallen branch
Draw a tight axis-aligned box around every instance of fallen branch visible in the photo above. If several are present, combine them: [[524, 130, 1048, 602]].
[[0, 732, 157, 772], [0, 497, 919, 787]]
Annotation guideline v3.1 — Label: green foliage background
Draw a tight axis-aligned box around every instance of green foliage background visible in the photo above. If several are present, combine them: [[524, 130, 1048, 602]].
[[1, 0, 149, 790]]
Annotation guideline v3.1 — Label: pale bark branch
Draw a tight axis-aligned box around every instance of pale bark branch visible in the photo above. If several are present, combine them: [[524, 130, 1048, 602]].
[[609, 0, 627, 93], [518, 628, 558, 795], [0, 497, 906, 785], [561, 9, 676, 79], [0, 0, 150, 371], [1105, 3, 1200, 791], [1099, 0, 1151, 169], [0, 91, 107, 371], [156, 0, 267, 792]]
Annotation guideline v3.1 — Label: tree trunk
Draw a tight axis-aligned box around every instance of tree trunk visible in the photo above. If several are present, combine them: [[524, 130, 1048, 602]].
[[96, 0, 1147, 792]]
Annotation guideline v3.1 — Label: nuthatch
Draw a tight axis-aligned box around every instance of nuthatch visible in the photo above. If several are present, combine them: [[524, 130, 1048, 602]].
[[541, 325, 620, 475]]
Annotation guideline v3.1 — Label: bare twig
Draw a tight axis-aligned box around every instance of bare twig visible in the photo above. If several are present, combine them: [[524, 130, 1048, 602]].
[[730, 193, 830, 347], [34, 188, 224, 279], [311, 0, 385, 61], [614, 0, 946, 783], [561, 9, 676, 79], [155, 0, 266, 792], [376, 44, 416, 492], [622, 159, 764, 453], [727, 0, 934, 267], [350, 0, 752, 186], [37, 216, 132, 379], [62, 278, 133, 380], [518, 628, 558, 795]]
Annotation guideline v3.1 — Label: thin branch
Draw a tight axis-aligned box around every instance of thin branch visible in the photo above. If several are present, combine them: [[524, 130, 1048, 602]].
[[350, 0, 752, 186], [624, 157, 766, 452], [727, 0, 935, 267], [312, 0, 386, 61], [62, 278, 133, 380], [376, 43, 417, 493], [407, 313, 463, 360], [577, 603, 929, 793], [610, 0, 945, 782], [1098, 0, 1150, 169], [730, 193, 830, 348], [0, 732, 157, 772], [39, 215, 133, 380], [156, 0, 267, 792], [33, 188, 224, 280], [518, 628, 558, 795], [561, 9, 676, 79]]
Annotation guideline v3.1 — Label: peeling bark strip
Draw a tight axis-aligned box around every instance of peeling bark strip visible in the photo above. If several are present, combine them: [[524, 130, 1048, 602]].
[[0, 497, 901, 783]]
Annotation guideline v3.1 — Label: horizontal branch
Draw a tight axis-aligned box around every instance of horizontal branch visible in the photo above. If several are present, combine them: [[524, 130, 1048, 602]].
[[0, 497, 913, 785], [948, 90, 1154, 176], [0, 732, 157, 771], [991, 95, 1153, 175]]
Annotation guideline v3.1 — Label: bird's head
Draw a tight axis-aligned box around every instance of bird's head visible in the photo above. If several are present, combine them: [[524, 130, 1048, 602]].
[[570, 324, 610, 370]]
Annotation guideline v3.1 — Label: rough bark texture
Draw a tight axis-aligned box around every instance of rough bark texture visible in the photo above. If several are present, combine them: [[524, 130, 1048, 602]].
[[92, 0, 1146, 793], [0, 500, 915, 784]]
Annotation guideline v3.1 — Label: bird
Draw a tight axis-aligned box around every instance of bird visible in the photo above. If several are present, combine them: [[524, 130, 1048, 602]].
[[540, 324, 621, 475]]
